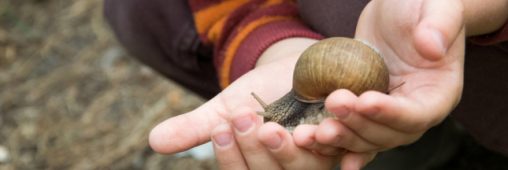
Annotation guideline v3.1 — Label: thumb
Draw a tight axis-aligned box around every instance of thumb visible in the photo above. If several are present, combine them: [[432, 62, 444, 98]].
[[414, 0, 464, 61], [149, 100, 225, 154]]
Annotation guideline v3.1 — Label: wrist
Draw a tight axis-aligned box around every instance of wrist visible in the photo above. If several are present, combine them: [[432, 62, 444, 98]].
[[256, 38, 318, 67], [463, 0, 508, 36]]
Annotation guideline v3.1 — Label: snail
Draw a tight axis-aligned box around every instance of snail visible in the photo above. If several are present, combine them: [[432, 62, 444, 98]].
[[252, 37, 390, 130]]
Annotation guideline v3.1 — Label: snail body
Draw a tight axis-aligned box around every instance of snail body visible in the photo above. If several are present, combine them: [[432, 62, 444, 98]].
[[253, 37, 390, 130]]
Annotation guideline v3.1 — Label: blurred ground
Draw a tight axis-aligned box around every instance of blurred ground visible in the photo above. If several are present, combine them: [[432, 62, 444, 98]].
[[0, 0, 217, 169]]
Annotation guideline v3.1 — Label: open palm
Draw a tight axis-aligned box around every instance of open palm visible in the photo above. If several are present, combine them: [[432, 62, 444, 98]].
[[148, 39, 312, 154], [149, 57, 290, 153], [149, 38, 343, 169], [316, 0, 466, 154]]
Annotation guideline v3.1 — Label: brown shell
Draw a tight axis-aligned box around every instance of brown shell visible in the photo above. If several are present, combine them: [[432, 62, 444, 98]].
[[293, 37, 389, 102]]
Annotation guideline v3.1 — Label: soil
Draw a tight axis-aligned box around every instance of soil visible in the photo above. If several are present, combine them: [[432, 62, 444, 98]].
[[0, 0, 216, 169]]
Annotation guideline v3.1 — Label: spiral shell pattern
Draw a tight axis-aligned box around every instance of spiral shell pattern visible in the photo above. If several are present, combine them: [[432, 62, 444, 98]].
[[293, 37, 389, 102]]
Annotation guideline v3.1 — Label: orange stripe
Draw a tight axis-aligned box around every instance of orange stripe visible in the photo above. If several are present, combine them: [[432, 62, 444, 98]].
[[207, 16, 227, 43], [207, 0, 289, 43], [261, 0, 285, 7], [194, 0, 249, 34], [220, 16, 293, 88]]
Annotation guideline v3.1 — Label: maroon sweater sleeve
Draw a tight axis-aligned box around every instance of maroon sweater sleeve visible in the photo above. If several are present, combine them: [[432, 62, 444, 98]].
[[188, 0, 323, 88]]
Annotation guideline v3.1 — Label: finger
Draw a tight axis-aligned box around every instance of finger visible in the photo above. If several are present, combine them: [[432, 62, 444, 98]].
[[258, 122, 338, 170], [326, 90, 421, 147], [324, 89, 357, 119], [211, 123, 248, 170], [149, 100, 224, 154], [231, 107, 282, 169], [292, 124, 319, 147], [322, 90, 380, 151], [315, 118, 381, 152], [340, 152, 377, 170], [292, 124, 346, 156], [414, 0, 464, 61], [355, 91, 447, 133]]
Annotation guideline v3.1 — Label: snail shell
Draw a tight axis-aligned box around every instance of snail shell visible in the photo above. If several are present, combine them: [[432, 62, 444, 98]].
[[252, 37, 391, 129], [293, 37, 390, 102]]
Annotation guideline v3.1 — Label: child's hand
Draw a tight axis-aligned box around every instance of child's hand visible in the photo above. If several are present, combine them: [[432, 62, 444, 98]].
[[211, 107, 340, 170], [148, 38, 317, 154], [295, 0, 466, 168], [150, 37, 362, 169]]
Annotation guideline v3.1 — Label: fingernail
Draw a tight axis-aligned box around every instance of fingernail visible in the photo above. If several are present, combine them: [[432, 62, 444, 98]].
[[212, 132, 233, 147], [265, 133, 283, 150], [333, 107, 350, 119], [233, 115, 253, 133], [431, 29, 447, 55]]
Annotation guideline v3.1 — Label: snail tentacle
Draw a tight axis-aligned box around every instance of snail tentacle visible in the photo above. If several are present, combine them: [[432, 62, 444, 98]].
[[251, 92, 268, 109]]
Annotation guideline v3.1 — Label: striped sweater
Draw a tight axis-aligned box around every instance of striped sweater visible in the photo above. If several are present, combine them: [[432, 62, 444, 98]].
[[188, 0, 508, 88], [188, 0, 322, 88]]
